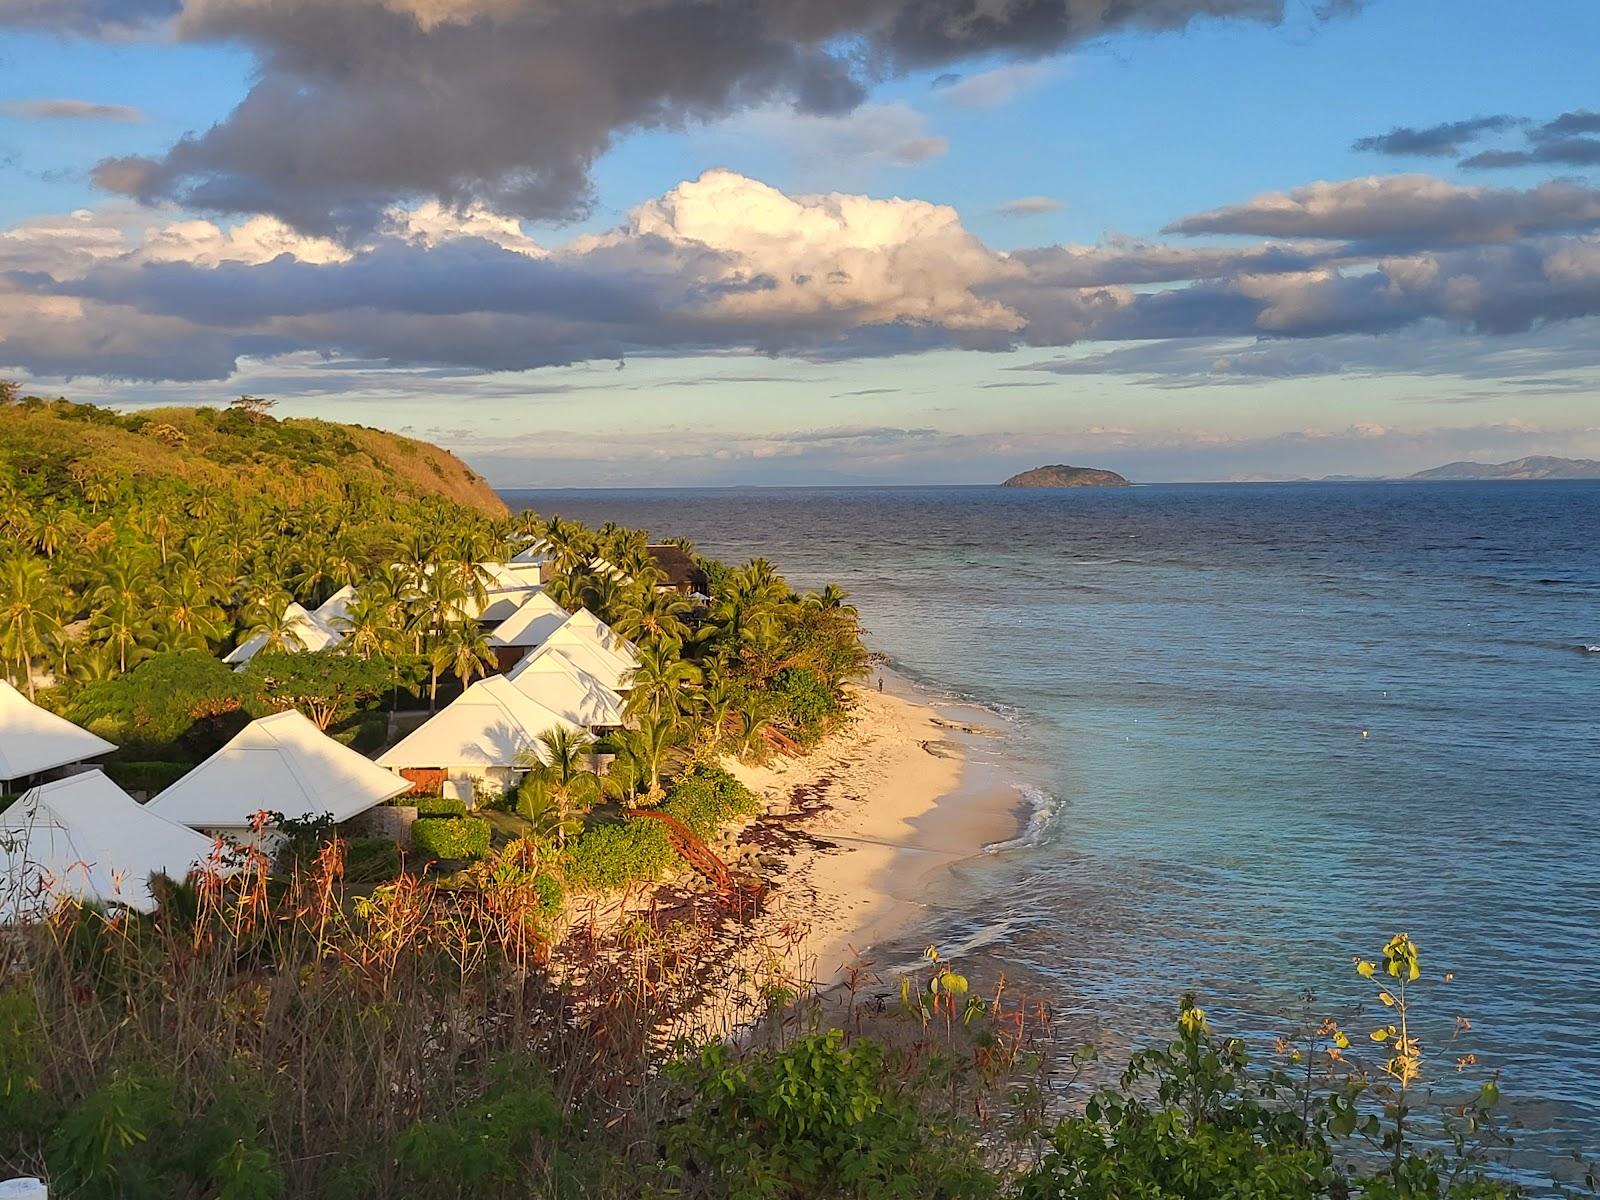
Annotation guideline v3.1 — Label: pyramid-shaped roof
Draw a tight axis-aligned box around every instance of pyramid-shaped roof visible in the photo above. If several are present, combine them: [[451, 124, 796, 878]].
[[564, 608, 639, 665], [506, 646, 626, 727], [540, 617, 635, 691], [1, 770, 220, 919], [223, 602, 344, 667], [488, 591, 570, 648], [375, 675, 581, 771], [0, 681, 117, 782], [149, 709, 409, 829], [313, 585, 357, 630]]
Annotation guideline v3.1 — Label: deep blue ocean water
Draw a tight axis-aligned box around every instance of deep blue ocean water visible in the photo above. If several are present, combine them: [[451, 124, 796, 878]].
[[503, 482, 1600, 1164]]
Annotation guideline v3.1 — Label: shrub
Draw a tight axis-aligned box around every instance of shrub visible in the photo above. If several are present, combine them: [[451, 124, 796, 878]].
[[393, 1059, 562, 1192], [771, 666, 837, 735], [69, 651, 248, 757], [561, 819, 674, 892], [665, 1030, 994, 1199], [349, 712, 390, 753], [412, 816, 492, 861], [344, 837, 402, 884], [662, 765, 761, 840], [415, 796, 469, 818]]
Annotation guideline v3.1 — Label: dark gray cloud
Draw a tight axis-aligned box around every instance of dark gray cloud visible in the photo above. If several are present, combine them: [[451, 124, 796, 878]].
[[0, 0, 1350, 236], [0, 98, 146, 121], [1164, 176, 1600, 246], [1352, 115, 1519, 158], [1462, 138, 1600, 170], [1541, 109, 1600, 137], [0, 0, 177, 32]]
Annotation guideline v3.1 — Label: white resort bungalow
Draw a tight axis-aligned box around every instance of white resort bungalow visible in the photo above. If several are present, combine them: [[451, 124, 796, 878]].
[[564, 607, 639, 665], [535, 616, 637, 694], [223, 602, 345, 669], [376, 675, 584, 797], [486, 592, 571, 671], [0, 680, 117, 786], [505, 646, 627, 730], [312, 584, 357, 631], [149, 710, 409, 842], [1, 770, 220, 921]]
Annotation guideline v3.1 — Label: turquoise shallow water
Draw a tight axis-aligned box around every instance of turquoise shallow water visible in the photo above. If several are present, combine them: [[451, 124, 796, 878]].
[[503, 481, 1600, 1165]]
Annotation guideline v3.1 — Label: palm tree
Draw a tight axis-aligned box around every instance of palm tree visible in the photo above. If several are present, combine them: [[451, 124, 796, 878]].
[[732, 707, 773, 762], [239, 593, 301, 656], [515, 726, 600, 847], [611, 716, 680, 802], [158, 570, 226, 651], [624, 639, 702, 725], [614, 587, 693, 646], [429, 620, 494, 704], [806, 583, 857, 615], [0, 556, 60, 697]]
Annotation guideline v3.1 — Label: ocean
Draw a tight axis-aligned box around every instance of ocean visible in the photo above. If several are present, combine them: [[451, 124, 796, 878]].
[[502, 481, 1600, 1167]]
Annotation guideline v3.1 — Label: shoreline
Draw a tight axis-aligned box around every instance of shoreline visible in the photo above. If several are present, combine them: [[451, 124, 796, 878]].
[[551, 670, 1029, 1042], [718, 672, 1024, 1015]]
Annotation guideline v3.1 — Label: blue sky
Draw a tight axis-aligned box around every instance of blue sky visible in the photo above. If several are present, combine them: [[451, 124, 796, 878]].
[[1, 0, 1597, 484]]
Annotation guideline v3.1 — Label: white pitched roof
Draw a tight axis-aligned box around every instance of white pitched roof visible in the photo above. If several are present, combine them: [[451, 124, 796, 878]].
[[477, 586, 543, 625], [313, 585, 357, 629], [509, 542, 548, 565], [539, 617, 636, 691], [223, 602, 344, 667], [375, 676, 581, 771], [564, 608, 639, 665], [488, 592, 570, 648], [0, 681, 117, 782], [505, 647, 626, 727], [1, 770, 220, 919], [149, 709, 409, 829]]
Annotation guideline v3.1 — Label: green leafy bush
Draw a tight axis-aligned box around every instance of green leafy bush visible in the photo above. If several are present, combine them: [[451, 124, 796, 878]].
[[393, 1059, 562, 1193], [69, 651, 248, 757], [411, 816, 491, 861], [771, 667, 837, 735], [561, 819, 674, 892], [662, 765, 761, 840], [665, 1030, 994, 1200], [343, 837, 402, 884], [414, 796, 469, 818]]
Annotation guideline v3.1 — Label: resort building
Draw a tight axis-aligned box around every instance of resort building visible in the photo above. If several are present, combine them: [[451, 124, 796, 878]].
[[647, 544, 710, 596], [312, 584, 357, 631], [564, 607, 640, 664], [536, 616, 637, 693], [149, 710, 410, 842], [0, 680, 117, 787], [486, 591, 571, 672], [222, 601, 345, 669], [1, 770, 220, 921], [505, 646, 627, 730], [376, 674, 583, 799]]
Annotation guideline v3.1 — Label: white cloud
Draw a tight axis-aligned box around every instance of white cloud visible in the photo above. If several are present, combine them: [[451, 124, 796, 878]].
[[936, 61, 1056, 109], [998, 196, 1063, 217]]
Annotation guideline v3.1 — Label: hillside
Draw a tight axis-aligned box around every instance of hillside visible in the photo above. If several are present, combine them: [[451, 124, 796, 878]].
[[0, 394, 505, 515], [1408, 455, 1600, 481], [1002, 463, 1131, 488]]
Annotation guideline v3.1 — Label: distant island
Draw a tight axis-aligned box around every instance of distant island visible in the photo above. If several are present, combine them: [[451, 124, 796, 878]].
[[1002, 464, 1131, 488], [1407, 455, 1600, 481]]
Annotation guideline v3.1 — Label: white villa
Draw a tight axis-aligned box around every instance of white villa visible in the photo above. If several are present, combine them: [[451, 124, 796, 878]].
[[376, 675, 584, 797], [1, 770, 220, 921], [0, 680, 116, 786], [223, 601, 345, 669], [149, 710, 409, 842], [535, 616, 637, 693], [487, 591, 571, 670], [506, 645, 627, 729]]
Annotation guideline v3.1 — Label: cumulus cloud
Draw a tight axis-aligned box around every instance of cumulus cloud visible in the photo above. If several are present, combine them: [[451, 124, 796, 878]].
[[0, 99, 145, 121], [0, 0, 1346, 236], [1164, 176, 1600, 247], [1351, 115, 1519, 158], [6, 168, 1600, 384]]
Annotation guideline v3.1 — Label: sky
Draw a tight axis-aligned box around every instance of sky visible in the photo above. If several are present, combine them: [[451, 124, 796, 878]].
[[0, 0, 1597, 485]]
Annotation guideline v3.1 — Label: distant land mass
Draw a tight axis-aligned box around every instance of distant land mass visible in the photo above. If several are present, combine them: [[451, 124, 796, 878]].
[[1002, 464, 1131, 488], [1407, 455, 1600, 481]]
